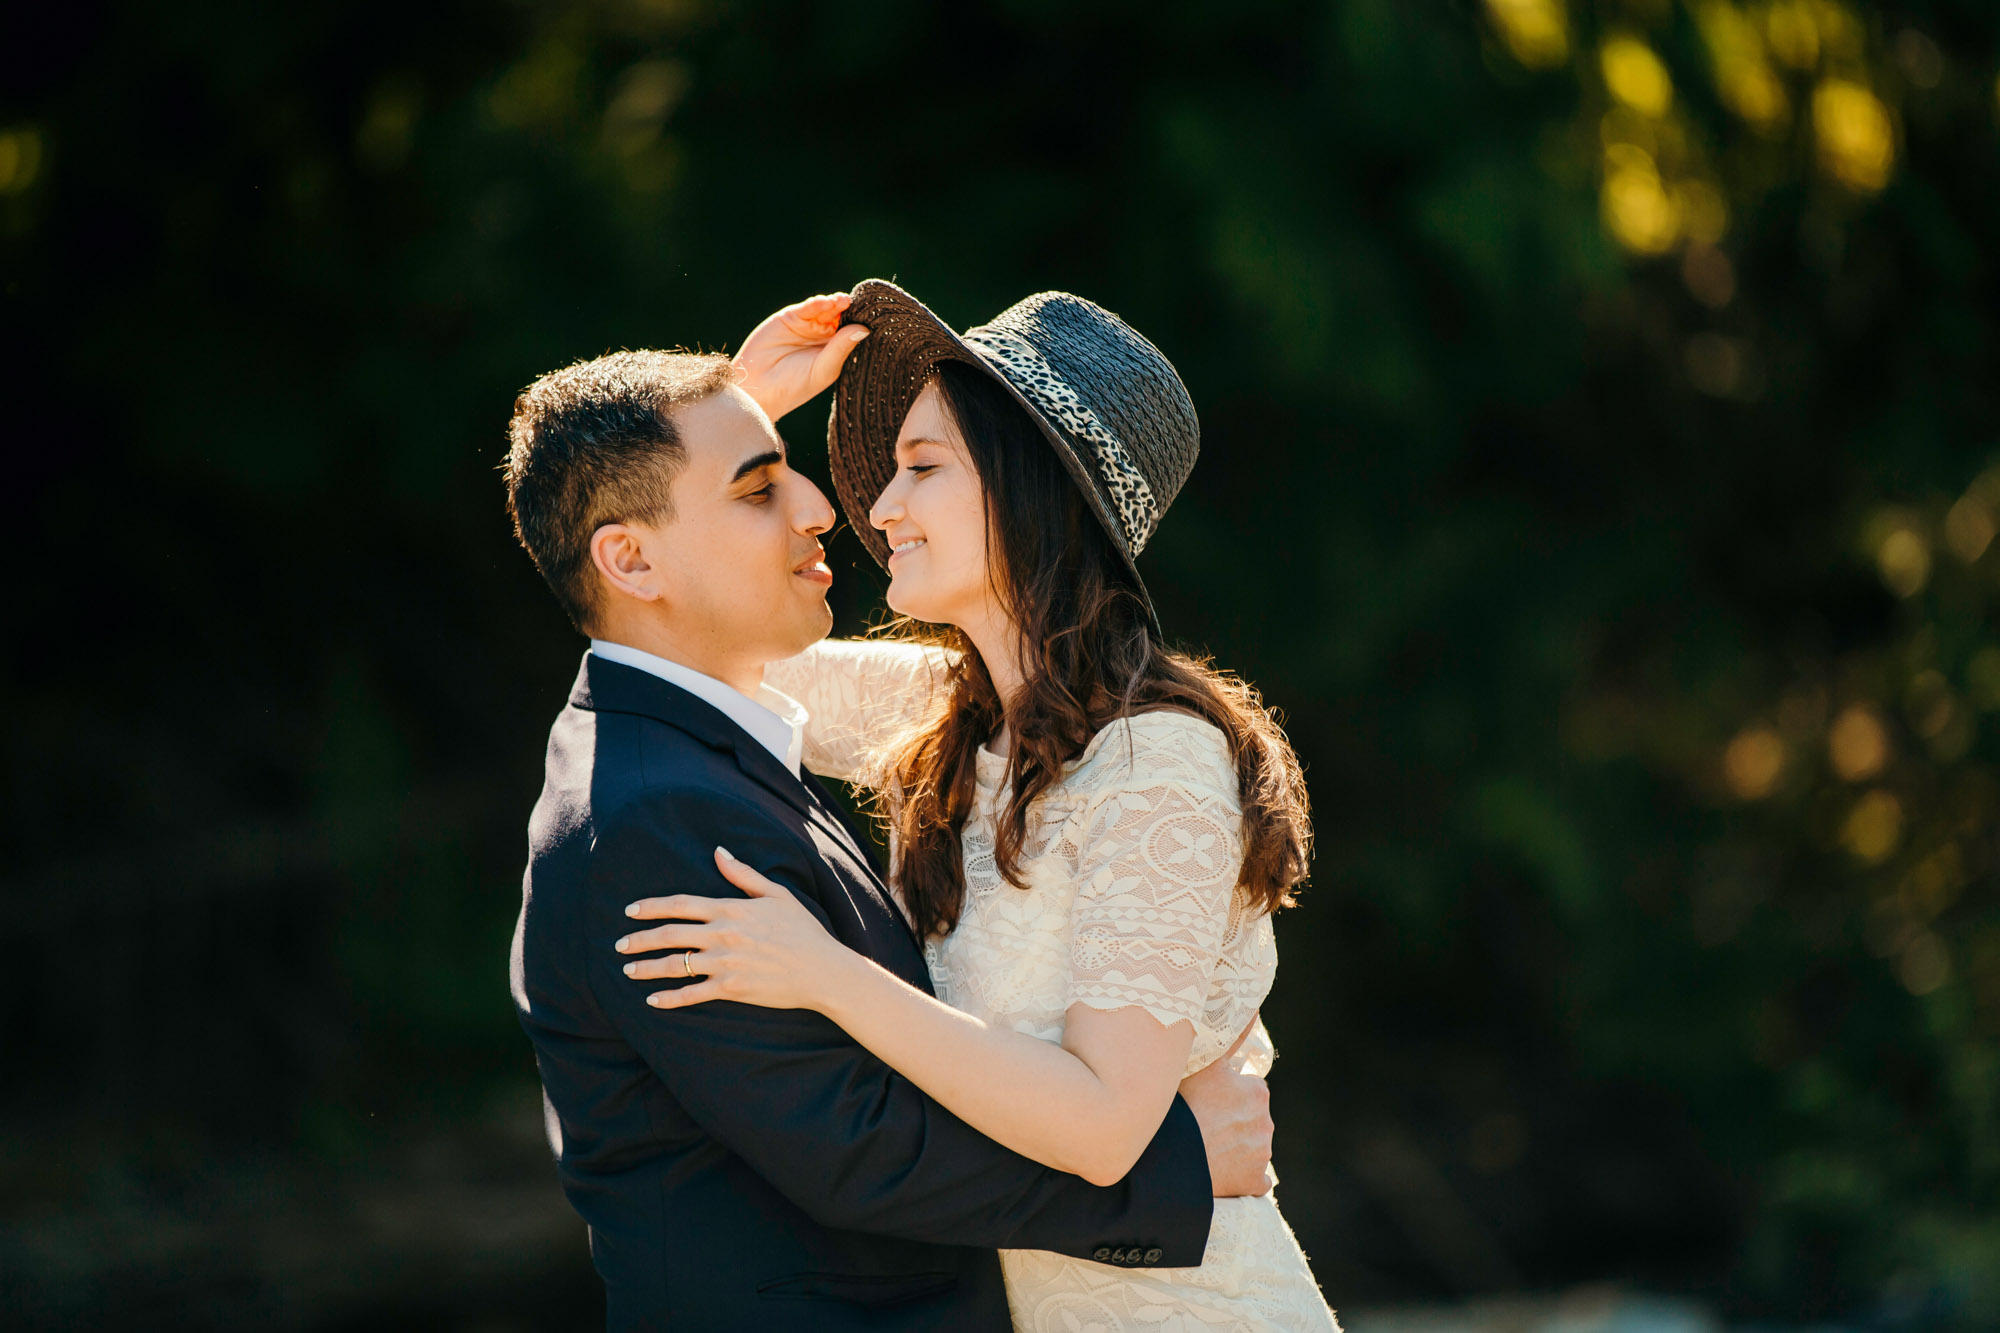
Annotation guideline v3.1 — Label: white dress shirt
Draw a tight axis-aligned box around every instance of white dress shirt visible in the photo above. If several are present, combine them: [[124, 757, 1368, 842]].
[[590, 639, 808, 778]]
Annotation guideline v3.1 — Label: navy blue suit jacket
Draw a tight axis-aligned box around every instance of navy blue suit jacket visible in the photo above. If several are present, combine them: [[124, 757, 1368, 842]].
[[511, 654, 1214, 1331]]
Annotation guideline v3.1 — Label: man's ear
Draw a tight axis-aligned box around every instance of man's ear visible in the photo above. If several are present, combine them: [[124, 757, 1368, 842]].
[[589, 523, 662, 605]]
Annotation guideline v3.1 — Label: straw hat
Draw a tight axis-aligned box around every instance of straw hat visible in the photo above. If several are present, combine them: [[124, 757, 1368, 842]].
[[826, 279, 1200, 624]]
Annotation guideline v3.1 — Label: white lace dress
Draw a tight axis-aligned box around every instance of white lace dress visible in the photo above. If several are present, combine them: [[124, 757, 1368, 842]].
[[766, 640, 1338, 1333]]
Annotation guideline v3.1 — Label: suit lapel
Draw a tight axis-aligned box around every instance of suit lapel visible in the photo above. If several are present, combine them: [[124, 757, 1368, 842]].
[[797, 771, 924, 957], [572, 653, 814, 819], [572, 652, 928, 976], [797, 773, 873, 869]]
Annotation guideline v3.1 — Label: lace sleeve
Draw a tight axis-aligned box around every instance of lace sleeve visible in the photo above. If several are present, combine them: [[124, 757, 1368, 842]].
[[763, 638, 953, 784], [1064, 718, 1245, 1032]]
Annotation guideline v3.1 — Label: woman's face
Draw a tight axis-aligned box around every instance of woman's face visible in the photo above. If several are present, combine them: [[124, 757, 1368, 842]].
[[869, 381, 997, 629]]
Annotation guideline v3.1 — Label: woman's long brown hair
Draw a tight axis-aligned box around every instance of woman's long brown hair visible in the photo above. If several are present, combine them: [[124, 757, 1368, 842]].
[[881, 360, 1312, 940]]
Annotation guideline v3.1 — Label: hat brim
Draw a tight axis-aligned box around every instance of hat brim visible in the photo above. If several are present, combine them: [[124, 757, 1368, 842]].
[[826, 279, 1158, 628]]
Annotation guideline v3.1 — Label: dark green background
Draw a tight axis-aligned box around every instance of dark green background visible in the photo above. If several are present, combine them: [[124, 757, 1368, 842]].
[[5, 1, 1997, 1328]]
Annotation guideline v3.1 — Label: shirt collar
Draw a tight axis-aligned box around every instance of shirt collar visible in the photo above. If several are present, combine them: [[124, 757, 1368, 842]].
[[589, 639, 806, 777]]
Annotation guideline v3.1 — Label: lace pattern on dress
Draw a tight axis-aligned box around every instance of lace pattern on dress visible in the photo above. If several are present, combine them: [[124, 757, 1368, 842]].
[[934, 714, 1278, 1072], [773, 643, 1335, 1332], [1063, 763, 1242, 1033]]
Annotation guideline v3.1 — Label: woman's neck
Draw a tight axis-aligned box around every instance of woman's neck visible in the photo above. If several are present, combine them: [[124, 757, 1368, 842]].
[[958, 606, 1025, 758]]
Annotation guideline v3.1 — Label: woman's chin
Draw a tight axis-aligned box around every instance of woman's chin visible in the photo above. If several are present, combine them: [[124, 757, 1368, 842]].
[[883, 582, 948, 626]]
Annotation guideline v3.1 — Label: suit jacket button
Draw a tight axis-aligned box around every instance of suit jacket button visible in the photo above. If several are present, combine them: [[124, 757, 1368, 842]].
[[1092, 1247, 1113, 1263], [1143, 1247, 1164, 1265]]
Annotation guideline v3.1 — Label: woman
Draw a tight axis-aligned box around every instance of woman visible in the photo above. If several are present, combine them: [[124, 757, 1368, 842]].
[[618, 282, 1336, 1331]]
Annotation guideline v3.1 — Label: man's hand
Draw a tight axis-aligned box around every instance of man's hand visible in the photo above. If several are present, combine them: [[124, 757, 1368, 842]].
[[1177, 1024, 1275, 1198], [733, 292, 870, 423]]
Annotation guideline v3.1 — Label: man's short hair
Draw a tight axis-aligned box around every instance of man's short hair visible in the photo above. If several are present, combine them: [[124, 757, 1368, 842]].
[[504, 349, 737, 632]]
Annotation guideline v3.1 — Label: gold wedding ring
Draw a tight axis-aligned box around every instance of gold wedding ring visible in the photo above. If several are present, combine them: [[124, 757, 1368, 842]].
[[676, 950, 696, 980]]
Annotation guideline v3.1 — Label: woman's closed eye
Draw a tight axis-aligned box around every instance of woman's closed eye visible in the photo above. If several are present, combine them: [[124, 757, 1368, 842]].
[[905, 463, 938, 477]]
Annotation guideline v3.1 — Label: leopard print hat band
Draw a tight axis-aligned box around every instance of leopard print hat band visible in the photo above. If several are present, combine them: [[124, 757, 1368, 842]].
[[958, 325, 1165, 553], [826, 279, 1200, 619]]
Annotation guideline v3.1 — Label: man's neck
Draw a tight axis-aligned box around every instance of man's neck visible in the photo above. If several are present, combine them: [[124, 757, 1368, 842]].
[[591, 619, 764, 698]]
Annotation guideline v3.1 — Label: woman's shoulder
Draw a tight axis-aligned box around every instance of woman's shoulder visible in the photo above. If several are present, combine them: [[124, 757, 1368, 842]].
[[1066, 708, 1238, 797]]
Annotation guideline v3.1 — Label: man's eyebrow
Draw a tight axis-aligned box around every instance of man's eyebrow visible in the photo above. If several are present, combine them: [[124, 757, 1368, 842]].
[[730, 449, 784, 483]]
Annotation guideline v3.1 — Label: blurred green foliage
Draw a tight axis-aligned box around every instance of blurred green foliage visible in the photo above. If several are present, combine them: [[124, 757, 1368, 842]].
[[5, 0, 1998, 1325]]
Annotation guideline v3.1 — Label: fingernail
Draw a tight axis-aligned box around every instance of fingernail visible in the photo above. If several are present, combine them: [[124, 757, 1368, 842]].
[[716, 846, 736, 862], [623, 962, 636, 977], [850, 327, 869, 339], [616, 936, 630, 952], [624, 903, 641, 917], [647, 993, 667, 1007]]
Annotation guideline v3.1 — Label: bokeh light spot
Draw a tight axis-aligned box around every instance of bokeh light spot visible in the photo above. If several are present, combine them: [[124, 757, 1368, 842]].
[[1892, 30, 1944, 90], [1763, 0, 1821, 70], [1813, 79, 1895, 192], [0, 127, 43, 195], [1484, 0, 1570, 69], [1601, 146, 1680, 254], [1723, 725, 1786, 799], [1601, 37, 1674, 117], [1943, 495, 1995, 564], [1874, 527, 1930, 597], [1840, 789, 1904, 863], [1815, 1, 1864, 61], [1828, 704, 1890, 781], [1699, 3, 1790, 132]]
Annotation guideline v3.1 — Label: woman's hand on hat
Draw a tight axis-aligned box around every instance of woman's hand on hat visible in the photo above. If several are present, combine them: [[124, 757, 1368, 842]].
[[732, 292, 870, 423]]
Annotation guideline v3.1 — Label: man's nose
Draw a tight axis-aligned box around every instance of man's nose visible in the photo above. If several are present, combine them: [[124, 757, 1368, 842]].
[[794, 475, 835, 536]]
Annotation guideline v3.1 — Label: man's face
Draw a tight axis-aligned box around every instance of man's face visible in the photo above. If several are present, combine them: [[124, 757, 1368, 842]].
[[638, 386, 836, 669]]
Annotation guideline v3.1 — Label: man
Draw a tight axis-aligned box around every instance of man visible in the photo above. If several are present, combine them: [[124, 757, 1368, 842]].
[[505, 296, 1274, 1331]]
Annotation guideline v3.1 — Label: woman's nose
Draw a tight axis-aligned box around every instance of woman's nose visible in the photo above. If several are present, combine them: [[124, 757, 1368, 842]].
[[868, 484, 902, 531]]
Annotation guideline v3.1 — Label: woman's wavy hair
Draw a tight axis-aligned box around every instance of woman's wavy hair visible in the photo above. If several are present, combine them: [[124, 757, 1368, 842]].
[[880, 359, 1311, 941]]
